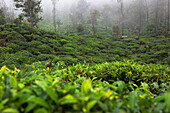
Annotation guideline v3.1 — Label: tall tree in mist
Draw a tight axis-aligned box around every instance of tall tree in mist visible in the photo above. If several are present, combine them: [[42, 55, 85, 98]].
[[131, 0, 146, 38], [51, 0, 59, 32], [168, 0, 170, 31], [144, 0, 149, 24], [0, 0, 5, 9], [101, 4, 113, 31], [89, 9, 100, 36], [14, 0, 42, 28], [77, 0, 89, 24], [0, 0, 14, 23], [0, 0, 6, 24], [69, 3, 78, 28], [117, 0, 125, 36], [9, 0, 15, 23], [0, 9, 6, 25]]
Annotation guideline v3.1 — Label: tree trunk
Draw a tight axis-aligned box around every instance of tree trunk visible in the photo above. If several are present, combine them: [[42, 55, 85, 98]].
[[145, 0, 149, 24], [120, 1, 124, 36], [29, 1, 33, 28], [138, 0, 142, 38], [53, 3, 56, 32], [155, 0, 158, 34], [168, 0, 170, 31], [122, 23, 124, 36], [92, 23, 95, 36]]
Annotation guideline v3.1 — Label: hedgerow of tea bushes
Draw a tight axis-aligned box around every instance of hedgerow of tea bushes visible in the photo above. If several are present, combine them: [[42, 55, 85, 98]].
[[0, 61, 170, 113]]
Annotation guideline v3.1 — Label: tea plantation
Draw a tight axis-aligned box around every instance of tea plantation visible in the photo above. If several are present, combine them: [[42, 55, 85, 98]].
[[0, 23, 170, 69], [0, 61, 170, 113], [0, 24, 170, 113]]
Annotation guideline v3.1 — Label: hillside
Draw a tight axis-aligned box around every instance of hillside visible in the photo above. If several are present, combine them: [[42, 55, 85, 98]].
[[0, 23, 170, 69]]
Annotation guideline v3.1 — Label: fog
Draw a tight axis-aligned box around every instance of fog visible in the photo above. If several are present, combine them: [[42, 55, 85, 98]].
[[3, 0, 134, 16], [5, 0, 114, 9], [2, 0, 169, 35]]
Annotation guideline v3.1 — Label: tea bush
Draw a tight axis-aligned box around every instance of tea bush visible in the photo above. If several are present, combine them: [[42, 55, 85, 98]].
[[0, 23, 169, 69], [0, 61, 169, 113]]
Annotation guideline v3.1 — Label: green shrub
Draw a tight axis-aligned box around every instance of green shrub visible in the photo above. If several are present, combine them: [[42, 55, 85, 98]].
[[60, 39, 67, 45], [60, 56, 78, 65], [37, 54, 55, 61], [0, 25, 5, 31], [77, 23, 84, 33], [7, 50, 35, 65], [153, 50, 168, 59], [0, 30, 10, 38], [7, 43, 21, 53], [27, 47, 41, 55], [36, 44, 54, 54], [6, 31, 26, 42], [0, 47, 12, 63]]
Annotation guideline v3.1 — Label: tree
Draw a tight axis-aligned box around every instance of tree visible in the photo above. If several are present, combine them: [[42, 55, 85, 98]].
[[51, 0, 59, 32], [9, 0, 15, 23], [101, 4, 113, 31], [133, 0, 146, 38], [117, 0, 125, 36], [88, 9, 100, 36], [144, 0, 149, 24], [0, 0, 7, 24], [77, 23, 84, 33], [56, 19, 62, 32], [14, 0, 42, 28], [0, 9, 6, 25], [112, 24, 120, 37], [14, 14, 24, 25], [69, 3, 78, 28], [0, 0, 5, 9], [168, 0, 170, 31], [76, 0, 89, 24]]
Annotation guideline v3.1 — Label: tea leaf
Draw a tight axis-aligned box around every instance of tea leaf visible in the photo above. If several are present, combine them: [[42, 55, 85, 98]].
[[165, 92, 170, 112], [46, 86, 58, 104], [87, 100, 97, 112], [129, 91, 137, 111], [9, 76, 17, 87], [2, 108, 19, 113], [28, 96, 49, 108]]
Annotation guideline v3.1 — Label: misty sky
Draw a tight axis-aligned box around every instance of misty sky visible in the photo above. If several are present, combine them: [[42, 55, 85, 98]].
[[4, 0, 116, 10], [4, 0, 133, 17]]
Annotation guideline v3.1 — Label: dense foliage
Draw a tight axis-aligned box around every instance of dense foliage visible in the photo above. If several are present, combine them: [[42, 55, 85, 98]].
[[0, 0, 170, 112], [0, 23, 169, 69], [0, 61, 170, 112]]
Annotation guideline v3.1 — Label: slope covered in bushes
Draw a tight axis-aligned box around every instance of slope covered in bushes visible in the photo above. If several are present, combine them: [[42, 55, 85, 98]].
[[0, 61, 170, 112], [0, 23, 170, 69]]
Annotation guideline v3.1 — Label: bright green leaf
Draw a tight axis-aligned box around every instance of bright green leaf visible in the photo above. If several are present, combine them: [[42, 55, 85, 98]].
[[9, 76, 17, 87], [35, 80, 47, 91], [34, 108, 48, 113], [2, 108, 19, 113], [59, 94, 78, 105], [87, 100, 97, 112], [129, 91, 137, 111], [165, 92, 170, 112], [81, 78, 93, 95], [46, 86, 58, 104], [28, 96, 49, 108]]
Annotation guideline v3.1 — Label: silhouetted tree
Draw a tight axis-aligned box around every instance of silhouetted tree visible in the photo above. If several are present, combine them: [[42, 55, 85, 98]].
[[0, 9, 6, 25], [77, 0, 89, 24], [69, 3, 78, 28], [88, 9, 100, 36], [14, 0, 42, 28], [168, 0, 170, 31], [117, 0, 125, 36], [101, 4, 113, 31], [51, 0, 59, 32]]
